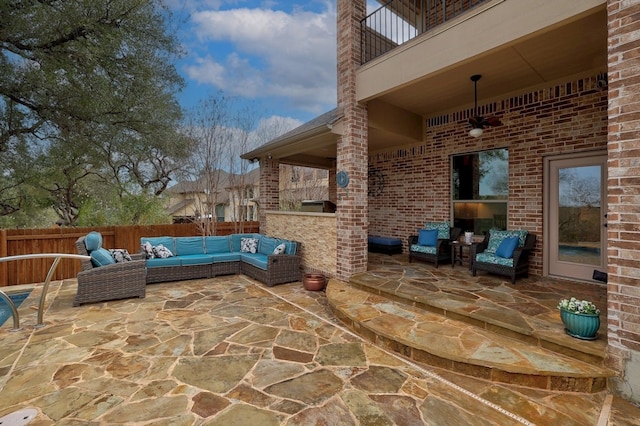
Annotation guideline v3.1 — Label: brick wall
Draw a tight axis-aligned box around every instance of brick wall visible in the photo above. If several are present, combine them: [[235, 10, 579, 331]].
[[368, 74, 608, 277], [606, 0, 640, 403]]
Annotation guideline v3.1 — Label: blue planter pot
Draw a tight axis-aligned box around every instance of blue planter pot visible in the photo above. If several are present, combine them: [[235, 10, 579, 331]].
[[560, 308, 600, 340]]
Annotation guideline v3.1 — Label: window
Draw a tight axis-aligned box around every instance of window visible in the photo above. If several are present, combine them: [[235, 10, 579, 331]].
[[244, 186, 254, 199], [215, 204, 225, 222], [452, 149, 508, 235]]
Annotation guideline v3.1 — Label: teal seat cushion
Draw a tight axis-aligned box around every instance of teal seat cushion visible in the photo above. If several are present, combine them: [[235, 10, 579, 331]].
[[90, 247, 115, 267], [410, 244, 437, 255], [240, 253, 268, 270], [258, 236, 279, 255], [283, 240, 297, 255], [146, 257, 181, 268], [205, 236, 231, 254], [179, 254, 213, 266], [175, 237, 204, 256], [418, 229, 438, 246], [85, 231, 103, 252], [259, 236, 294, 255], [210, 252, 241, 262], [141, 237, 176, 254], [476, 252, 514, 267], [424, 222, 450, 239], [496, 236, 519, 259]]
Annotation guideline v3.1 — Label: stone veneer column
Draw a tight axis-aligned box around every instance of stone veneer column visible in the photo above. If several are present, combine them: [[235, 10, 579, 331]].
[[258, 157, 279, 233], [607, 0, 640, 404], [335, 0, 368, 280]]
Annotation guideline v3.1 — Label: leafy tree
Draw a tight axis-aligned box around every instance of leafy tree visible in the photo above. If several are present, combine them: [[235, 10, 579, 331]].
[[558, 167, 601, 243], [0, 0, 189, 226]]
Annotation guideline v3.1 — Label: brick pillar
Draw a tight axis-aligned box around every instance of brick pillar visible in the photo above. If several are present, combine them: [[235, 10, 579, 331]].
[[336, 0, 368, 281], [328, 168, 337, 205], [259, 157, 279, 233], [607, 0, 640, 404]]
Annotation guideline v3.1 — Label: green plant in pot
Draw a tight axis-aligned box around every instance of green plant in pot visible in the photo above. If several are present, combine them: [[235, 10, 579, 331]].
[[557, 297, 601, 340]]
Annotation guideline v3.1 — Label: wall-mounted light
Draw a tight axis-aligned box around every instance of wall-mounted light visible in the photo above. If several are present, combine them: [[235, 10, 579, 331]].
[[469, 128, 483, 138], [597, 73, 608, 90]]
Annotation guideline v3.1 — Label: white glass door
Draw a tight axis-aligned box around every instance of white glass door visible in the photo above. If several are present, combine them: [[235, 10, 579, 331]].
[[547, 153, 607, 281]]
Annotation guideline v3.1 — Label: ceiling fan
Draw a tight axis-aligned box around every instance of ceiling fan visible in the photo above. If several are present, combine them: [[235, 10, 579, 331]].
[[468, 74, 501, 137]]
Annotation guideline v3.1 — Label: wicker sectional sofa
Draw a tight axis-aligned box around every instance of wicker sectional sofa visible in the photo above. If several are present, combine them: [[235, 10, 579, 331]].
[[140, 234, 302, 287], [74, 233, 302, 306]]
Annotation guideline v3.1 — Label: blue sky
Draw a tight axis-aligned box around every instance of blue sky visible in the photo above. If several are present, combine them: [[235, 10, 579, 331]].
[[168, 0, 339, 131]]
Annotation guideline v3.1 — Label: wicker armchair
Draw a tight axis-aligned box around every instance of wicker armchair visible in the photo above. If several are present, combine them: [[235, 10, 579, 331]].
[[74, 236, 146, 306], [471, 232, 536, 284], [408, 227, 461, 268]]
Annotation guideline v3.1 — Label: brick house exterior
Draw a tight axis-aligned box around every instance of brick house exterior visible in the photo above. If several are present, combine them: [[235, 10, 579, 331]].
[[242, 0, 640, 402], [166, 169, 260, 223], [606, 0, 640, 401]]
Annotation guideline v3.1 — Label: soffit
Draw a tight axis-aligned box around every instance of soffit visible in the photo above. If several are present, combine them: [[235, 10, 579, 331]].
[[361, 4, 607, 117]]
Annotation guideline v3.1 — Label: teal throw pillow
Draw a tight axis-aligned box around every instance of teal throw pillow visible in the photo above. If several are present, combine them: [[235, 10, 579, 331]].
[[418, 229, 438, 247], [91, 247, 116, 267], [495, 236, 519, 259], [84, 231, 103, 252]]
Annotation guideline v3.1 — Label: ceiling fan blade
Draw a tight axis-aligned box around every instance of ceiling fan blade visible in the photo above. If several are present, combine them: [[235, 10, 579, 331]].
[[469, 116, 483, 128], [468, 75, 501, 132], [485, 116, 502, 127]]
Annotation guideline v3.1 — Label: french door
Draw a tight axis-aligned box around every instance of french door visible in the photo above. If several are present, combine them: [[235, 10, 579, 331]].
[[546, 152, 607, 282]]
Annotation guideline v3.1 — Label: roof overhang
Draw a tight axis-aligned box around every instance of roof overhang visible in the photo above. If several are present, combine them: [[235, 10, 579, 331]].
[[241, 108, 344, 169]]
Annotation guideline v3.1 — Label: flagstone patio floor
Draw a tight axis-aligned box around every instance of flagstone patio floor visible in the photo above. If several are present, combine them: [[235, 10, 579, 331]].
[[1, 258, 640, 425]]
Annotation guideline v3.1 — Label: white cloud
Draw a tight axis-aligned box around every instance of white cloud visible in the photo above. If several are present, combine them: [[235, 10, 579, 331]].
[[183, 56, 227, 88], [184, 2, 336, 114], [247, 115, 304, 150]]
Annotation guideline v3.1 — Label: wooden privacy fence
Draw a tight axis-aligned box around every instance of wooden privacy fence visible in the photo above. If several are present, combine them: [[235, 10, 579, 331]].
[[0, 222, 259, 286]]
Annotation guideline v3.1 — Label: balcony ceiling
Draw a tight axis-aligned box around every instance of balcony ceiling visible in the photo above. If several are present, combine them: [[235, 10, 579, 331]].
[[371, 8, 607, 121]]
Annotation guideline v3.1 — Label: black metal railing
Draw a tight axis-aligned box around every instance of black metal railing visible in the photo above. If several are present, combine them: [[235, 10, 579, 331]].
[[361, 0, 487, 64]]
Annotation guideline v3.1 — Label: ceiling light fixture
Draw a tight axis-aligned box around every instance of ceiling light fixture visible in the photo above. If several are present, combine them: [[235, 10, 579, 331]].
[[468, 74, 501, 137], [469, 127, 483, 138]]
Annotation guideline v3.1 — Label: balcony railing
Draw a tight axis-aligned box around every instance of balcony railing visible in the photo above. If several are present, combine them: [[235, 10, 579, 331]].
[[361, 0, 487, 64]]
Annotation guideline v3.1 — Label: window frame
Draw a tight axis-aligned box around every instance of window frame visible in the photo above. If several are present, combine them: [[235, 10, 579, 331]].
[[450, 148, 509, 235]]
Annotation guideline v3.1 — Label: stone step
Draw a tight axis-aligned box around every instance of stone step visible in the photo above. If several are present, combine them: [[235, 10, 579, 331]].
[[349, 268, 608, 366], [327, 279, 615, 393]]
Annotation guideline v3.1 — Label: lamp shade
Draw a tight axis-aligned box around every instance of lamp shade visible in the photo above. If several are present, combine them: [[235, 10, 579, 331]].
[[469, 127, 483, 138]]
